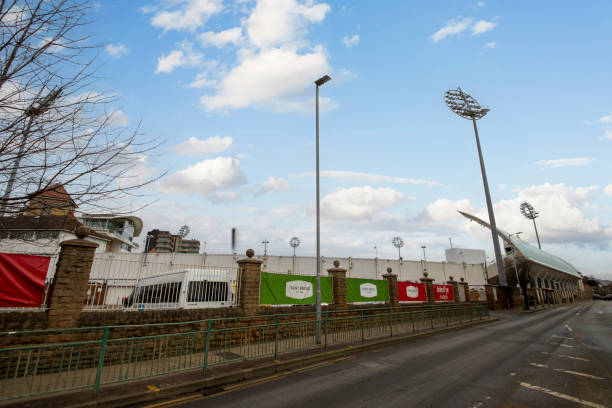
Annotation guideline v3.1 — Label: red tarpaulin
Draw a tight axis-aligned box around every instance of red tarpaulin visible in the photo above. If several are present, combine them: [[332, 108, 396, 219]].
[[398, 282, 427, 302], [0, 253, 50, 307], [433, 284, 454, 302]]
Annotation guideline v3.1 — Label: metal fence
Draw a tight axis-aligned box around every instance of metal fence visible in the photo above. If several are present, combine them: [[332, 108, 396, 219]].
[[0, 304, 489, 400], [85, 256, 239, 311]]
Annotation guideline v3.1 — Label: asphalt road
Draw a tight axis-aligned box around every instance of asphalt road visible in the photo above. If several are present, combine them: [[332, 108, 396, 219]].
[[148, 302, 611, 408]]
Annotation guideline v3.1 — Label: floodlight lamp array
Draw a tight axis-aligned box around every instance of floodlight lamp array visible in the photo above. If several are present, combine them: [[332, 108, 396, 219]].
[[289, 237, 300, 248], [392, 236, 404, 249], [444, 88, 489, 120], [520, 201, 539, 219]]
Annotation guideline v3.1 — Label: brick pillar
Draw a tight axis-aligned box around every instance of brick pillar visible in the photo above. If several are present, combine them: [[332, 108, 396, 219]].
[[420, 272, 435, 304], [383, 267, 398, 306], [459, 277, 470, 303], [327, 260, 347, 309], [484, 284, 497, 310], [446, 276, 460, 304], [237, 249, 263, 316], [47, 227, 98, 328]]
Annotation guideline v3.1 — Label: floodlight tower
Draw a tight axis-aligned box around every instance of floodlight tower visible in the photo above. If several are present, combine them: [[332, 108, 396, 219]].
[[392, 236, 404, 260], [289, 237, 300, 275], [444, 87, 507, 286], [520, 201, 541, 249]]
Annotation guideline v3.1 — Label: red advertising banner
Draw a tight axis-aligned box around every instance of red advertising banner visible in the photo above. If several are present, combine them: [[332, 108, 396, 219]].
[[398, 282, 427, 302], [0, 253, 50, 307], [433, 284, 454, 302]]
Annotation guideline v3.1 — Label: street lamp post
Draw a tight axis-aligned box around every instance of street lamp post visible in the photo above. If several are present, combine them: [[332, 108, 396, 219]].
[[444, 87, 507, 286], [262, 240, 270, 256], [314, 74, 331, 345], [421, 245, 427, 274]]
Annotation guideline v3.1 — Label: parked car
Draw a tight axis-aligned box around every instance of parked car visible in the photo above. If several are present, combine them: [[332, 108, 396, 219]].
[[603, 294, 612, 301], [593, 294, 601, 300]]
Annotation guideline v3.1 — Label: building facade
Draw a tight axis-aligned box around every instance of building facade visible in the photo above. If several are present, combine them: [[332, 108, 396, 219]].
[[145, 229, 200, 254]]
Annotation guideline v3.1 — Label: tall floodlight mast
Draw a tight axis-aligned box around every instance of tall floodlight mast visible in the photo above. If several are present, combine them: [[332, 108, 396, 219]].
[[520, 201, 541, 249], [444, 87, 507, 286], [392, 236, 404, 260], [289, 237, 300, 275]]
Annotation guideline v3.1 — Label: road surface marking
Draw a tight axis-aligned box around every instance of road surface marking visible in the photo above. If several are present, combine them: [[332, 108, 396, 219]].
[[471, 402, 483, 408], [540, 352, 590, 362], [565, 324, 573, 332], [510, 372, 516, 376], [597, 311, 603, 314], [519, 382, 606, 408], [147, 384, 161, 392], [553, 369, 605, 380], [559, 344, 574, 348], [552, 334, 573, 340], [143, 394, 203, 408], [530, 363, 547, 368]]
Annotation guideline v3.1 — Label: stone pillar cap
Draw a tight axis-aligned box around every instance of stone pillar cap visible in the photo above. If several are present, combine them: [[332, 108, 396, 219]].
[[237, 248, 263, 264]]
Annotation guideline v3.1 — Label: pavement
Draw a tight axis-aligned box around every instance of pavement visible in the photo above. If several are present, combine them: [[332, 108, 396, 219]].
[[136, 301, 611, 408]]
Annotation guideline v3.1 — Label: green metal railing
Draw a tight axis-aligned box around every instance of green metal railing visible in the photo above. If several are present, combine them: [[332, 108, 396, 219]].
[[0, 303, 488, 400]]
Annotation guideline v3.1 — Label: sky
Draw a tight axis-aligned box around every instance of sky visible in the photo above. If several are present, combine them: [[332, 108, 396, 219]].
[[86, 0, 612, 280]]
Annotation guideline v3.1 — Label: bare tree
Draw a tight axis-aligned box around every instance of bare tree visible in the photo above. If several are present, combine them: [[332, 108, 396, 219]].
[[504, 254, 532, 310], [0, 0, 162, 216]]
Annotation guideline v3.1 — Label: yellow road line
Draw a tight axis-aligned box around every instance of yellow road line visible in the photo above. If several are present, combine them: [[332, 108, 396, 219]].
[[142, 394, 203, 408]]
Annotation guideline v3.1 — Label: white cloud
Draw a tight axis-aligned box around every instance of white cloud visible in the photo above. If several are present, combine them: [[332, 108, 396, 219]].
[[472, 19, 496, 35], [199, 27, 243, 48], [534, 157, 595, 168], [342, 34, 359, 48], [498, 184, 507, 190], [105, 43, 128, 58], [476, 1, 485, 7], [599, 113, 612, 123], [604, 184, 612, 196], [189, 72, 217, 88], [155, 42, 203, 74], [423, 198, 476, 223], [290, 170, 441, 187], [601, 128, 612, 141], [244, 0, 330, 48], [321, 186, 404, 220], [200, 46, 330, 111], [160, 157, 246, 196], [106, 110, 129, 127], [151, 0, 222, 32], [257, 176, 290, 195], [431, 17, 473, 42], [485, 41, 496, 48], [172, 136, 233, 155]]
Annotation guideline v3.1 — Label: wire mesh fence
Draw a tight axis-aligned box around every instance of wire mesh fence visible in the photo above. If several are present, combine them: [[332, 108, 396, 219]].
[[0, 304, 489, 400]]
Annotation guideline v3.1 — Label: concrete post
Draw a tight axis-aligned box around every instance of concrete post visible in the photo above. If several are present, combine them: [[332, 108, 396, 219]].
[[420, 272, 435, 305], [47, 227, 98, 328], [237, 249, 263, 316], [382, 267, 398, 306], [327, 260, 347, 309]]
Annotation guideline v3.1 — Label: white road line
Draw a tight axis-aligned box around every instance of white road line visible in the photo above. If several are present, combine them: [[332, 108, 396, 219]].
[[519, 382, 606, 408], [540, 352, 591, 362], [565, 324, 573, 332], [470, 402, 483, 408], [559, 343, 574, 348], [530, 363, 547, 368], [553, 369, 606, 380], [552, 334, 573, 340]]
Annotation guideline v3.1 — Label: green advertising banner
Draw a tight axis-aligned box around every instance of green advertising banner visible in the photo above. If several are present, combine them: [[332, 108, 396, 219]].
[[259, 272, 332, 305], [346, 278, 389, 303]]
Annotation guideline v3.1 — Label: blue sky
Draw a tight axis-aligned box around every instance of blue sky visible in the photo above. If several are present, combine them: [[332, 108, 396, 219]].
[[87, 1, 611, 279]]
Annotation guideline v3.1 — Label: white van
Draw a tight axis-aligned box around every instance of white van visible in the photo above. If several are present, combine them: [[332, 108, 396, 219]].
[[123, 268, 235, 310]]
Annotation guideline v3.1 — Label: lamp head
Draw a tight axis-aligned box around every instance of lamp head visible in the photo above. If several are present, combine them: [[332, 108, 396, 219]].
[[315, 75, 331, 86]]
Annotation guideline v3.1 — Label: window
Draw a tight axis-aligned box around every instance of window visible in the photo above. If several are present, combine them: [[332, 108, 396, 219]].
[[36, 231, 60, 240], [187, 281, 228, 302], [11, 230, 35, 240], [134, 282, 182, 304]]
